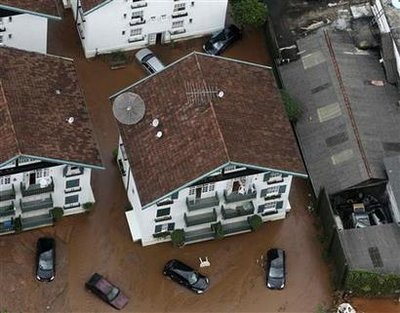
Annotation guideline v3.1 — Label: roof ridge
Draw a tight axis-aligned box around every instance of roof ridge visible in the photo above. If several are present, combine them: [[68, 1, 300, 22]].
[[0, 80, 21, 156], [323, 30, 372, 178], [194, 53, 230, 162]]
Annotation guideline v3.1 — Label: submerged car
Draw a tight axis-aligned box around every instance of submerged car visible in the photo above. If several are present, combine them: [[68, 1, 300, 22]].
[[85, 273, 129, 310], [135, 48, 165, 74], [265, 248, 286, 290], [36, 237, 55, 282], [163, 259, 209, 294], [203, 24, 241, 55]]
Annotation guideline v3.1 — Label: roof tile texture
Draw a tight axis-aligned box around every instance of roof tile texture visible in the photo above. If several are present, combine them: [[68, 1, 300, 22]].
[[117, 53, 305, 206], [0, 47, 102, 167], [80, 0, 107, 12], [0, 0, 62, 17]]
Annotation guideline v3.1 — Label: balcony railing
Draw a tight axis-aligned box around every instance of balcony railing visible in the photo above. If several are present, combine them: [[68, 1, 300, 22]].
[[184, 208, 217, 227], [0, 184, 15, 202], [172, 12, 188, 18], [128, 35, 145, 43], [223, 188, 256, 204], [0, 202, 15, 218], [21, 213, 53, 230], [221, 201, 255, 220], [129, 18, 146, 26], [170, 28, 186, 35], [222, 220, 251, 235], [186, 192, 219, 211], [20, 196, 53, 213], [63, 166, 84, 177], [131, 1, 147, 9], [184, 228, 215, 243], [0, 26, 5, 32], [21, 178, 54, 197]]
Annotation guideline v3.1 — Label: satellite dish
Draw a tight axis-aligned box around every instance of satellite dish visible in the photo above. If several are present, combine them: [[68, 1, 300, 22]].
[[392, 0, 400, 9], [112, 92, 145, 125]]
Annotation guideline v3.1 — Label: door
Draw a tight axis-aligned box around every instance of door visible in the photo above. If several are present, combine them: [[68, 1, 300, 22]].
[[232, 181, 240, 193], [156, 32, 163, 44], [195, 187, 202, 199], [29, 172, 36, 185]]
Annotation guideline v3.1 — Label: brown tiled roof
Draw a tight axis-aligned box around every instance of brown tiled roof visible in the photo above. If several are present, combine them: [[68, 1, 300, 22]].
[[0, 0, 62, 18], [80, 0, 108, 13], [115, 53, 305, 206], [0, 47, 102, 168]]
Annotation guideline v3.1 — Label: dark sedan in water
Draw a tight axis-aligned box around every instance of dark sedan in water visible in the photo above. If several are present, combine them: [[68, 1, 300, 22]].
[[36, 237, 55, 282], [163, 259, 209, 294], [265, 248, 286, 290], [203, 24, 241, 55]]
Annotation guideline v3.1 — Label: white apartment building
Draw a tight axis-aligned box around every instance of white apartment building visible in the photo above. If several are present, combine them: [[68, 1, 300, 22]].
[[0, 1, 62, 53], [111, 52, 307, 246], [0, 47, 103, 235], [66, 0, 228, 58]]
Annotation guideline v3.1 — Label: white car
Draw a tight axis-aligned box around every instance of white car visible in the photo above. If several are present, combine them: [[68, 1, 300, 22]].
[[135, 48, 165, 74]]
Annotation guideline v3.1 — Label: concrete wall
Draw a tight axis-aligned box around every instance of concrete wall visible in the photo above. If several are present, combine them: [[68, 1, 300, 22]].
[[0, 13, 48, 54], [70, 0, 227, 58]]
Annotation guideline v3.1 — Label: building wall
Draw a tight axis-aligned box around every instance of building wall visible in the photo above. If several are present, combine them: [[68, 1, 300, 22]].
[[0, 13, 48, 54], [0, 157, 95, 234], [118, 139, 293, 246], [70, 0, 227, 58]]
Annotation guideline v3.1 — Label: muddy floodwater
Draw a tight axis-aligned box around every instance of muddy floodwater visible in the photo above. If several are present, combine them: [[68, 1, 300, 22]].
[[0, 10, 392, 313]]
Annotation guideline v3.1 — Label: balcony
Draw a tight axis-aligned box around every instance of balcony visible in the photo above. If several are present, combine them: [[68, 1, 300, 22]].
[[21, 213, 53, 230], [131, 2, 147, 9], [172, 12, 188, 18], [222, 220, 252, 235], [21, 178, 54, 197], [223, 188, 257, 204], [0, 25, 5, 32], [184, 208, 217, 227], [128, 35, 145, 43], [0, 184, 15, 201], [184, 228, 215, 243], [170, 28, 186, 35], [129, 18, 146, 26], [186, 192, 219, 211], [20, 196, 53, 213], [0, 219, 13, 234], [221, 201, 255, 220], [63, 165, 84, 177], [0, 202, 15, 218]]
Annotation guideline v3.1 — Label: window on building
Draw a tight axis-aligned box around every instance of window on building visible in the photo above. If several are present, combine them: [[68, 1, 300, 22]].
[[189, 187, 195, 196], [174, 3, 186, 11], [202, 185, 208, 193], [266, 186, 279, 195], [150, 16, 156, 21], [65, 194, 79, 205], [172, 20, 184, 29], [189, 18, 193, 23], [130, 28, 142, 36], [8, 16, 12, 22], [123, 13, 127, 18], [66, 179, 80, 189], [209, 183, 215, 192], [191, 1, 195, 6], [171, 192, 179, 199], [0, 35, 3, 43], [0, 176, 11, 185], [36, 168, 49, 178], [156, 207, 171, 217], [132, 10, 143, 19], [161, 14, 167, 20], [122, 30, 126, 35], [154, 222, 175, 233]]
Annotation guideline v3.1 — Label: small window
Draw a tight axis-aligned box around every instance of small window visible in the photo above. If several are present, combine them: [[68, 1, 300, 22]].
[[171, 192, 179, 199], [209, 183, 215, 192], [151, 16, 156, 21], [8, 16, 12, 22], [161, 14, 167, 20], [189, 18, 193, 23], [66, 179, 80, 189], [65, 194, 79, 204], [0, 176, 10, 185], [189, 187, 195, 196], [156, 207, 170, 217], [122, 30, 126, 35], [130, 28, 142, 36], [172, 20, 184, 29], [278, 185, 286, 193], [154, 222, 175, 233], [8, 34, 11, 39], [0, 35, 3, 43], [202, 185, 208, 193], [191, 1, 195, 6], [123, 13, 127, 18], [174, 3, 186, 11], [132, 10, 143, 18]]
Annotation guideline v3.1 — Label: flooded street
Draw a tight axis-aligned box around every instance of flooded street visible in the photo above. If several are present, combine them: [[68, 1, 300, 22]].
[[0, 11, 337, 313]]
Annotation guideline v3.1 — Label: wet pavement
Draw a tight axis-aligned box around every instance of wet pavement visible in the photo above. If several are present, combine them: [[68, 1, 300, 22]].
[[0, 11, 336, 313]]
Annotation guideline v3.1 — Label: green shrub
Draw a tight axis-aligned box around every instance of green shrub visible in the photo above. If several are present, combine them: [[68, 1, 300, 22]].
[[211, 222, 224, 239], [248, 214, 263, 231], [231, 0, 268, 28], [13, 216, 22, 233], [280, 89, 303, 123], [83, 202, 94, 211], [345, 270, 400, 296], [112, 148, 118, 163], [51, 207, 64, 221], [170, 229, 185, 247]]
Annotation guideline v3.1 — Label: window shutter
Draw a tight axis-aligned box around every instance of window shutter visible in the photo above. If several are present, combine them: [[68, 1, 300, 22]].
[[276, 201, 284, 210], [263, 172, 271, 181]]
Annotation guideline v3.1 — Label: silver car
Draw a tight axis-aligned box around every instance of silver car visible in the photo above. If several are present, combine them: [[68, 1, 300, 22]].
[[135, 48, 165, 74]]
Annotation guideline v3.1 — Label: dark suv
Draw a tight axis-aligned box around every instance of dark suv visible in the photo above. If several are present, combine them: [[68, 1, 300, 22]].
[[203, 24, 241, 55], [163, 259, 209, 294], [36, 237, 55, 282]]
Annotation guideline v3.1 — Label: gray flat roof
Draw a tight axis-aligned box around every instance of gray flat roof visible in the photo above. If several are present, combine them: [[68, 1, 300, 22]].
[[280, 29, 400, 195], [384, 155, 400, 221], [339, 224, 400, 274]]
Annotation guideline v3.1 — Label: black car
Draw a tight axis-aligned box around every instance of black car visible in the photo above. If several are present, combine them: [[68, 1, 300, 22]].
[[36, 237, 55, 282], [265, 248, 286, 290], [163, 259, 209, 294], [203, 24, 241, 55]]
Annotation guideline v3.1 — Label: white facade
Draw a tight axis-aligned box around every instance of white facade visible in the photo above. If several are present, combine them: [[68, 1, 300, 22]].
[[0, 157, 95, 234], [0, 13, 48, 54], [69, 0, 228, 58], [117, 138, 294, 246]]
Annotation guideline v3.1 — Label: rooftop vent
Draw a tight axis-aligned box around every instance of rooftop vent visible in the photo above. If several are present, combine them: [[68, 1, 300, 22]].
[[151, 118, 160, 127], [217, 90, 224, 98], [55, 89, 61, 95], [156, 131, 163, 138], [67, 117, 74, 124]]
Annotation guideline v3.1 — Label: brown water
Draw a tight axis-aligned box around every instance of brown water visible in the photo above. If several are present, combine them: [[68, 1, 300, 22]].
[[0, 11, 336, 313]]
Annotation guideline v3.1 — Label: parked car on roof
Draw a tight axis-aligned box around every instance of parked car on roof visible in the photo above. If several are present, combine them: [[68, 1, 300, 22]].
[[265, 248, 286, 290], [85, 273, 129, 310], [203, 24, 241, 55], [135, 48, 165, 74], [163, 259, 209, 294], [36, 237, 55, 282]]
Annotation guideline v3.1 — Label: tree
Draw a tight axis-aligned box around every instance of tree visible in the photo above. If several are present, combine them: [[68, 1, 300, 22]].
[[231, 0, 268, 28], [280, 89, 303, 123]]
